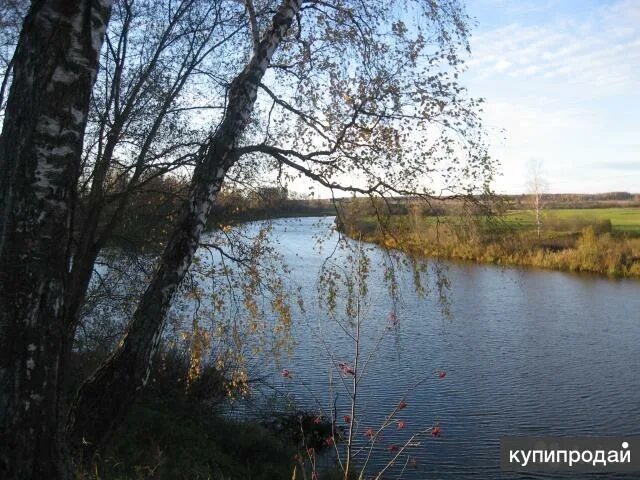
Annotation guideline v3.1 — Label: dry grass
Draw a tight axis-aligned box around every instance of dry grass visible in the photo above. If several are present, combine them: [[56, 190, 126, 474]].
[[343, 215, 640, 279]]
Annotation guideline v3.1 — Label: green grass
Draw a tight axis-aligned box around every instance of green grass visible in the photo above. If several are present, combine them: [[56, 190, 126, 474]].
[[503, 208, 640, 233], [355, 207, 640, 235]]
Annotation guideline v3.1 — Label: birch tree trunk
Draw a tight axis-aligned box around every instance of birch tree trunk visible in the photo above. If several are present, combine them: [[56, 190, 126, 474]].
[[0, 2, 111, 478], [68, 0, 302, 457]]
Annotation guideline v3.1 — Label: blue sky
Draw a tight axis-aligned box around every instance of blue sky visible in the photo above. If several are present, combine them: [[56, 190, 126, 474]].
[[463, 0, 640, 193]]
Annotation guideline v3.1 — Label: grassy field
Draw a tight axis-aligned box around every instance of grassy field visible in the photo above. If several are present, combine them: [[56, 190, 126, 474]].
[[503, 208, 640, 233], [362, 207, 640, 236]]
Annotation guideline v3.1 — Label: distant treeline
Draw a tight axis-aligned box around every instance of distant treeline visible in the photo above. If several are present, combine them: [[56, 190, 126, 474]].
[[211, 187, 337, 227], [82, 176, 336, 252], [504, 192, 640, 209]]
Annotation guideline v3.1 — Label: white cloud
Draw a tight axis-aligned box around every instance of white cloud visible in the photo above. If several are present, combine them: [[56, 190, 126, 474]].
[[467, 1, 640, 97]]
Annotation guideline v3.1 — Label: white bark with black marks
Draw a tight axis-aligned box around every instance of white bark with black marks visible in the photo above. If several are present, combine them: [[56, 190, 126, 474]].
[[0, 1, 111, 479]]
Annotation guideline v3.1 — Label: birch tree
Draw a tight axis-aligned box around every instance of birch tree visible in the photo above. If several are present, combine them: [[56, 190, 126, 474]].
[[527, 158, 547, 238], [1, 1, 240, 475], [0, 2, 112, 478]]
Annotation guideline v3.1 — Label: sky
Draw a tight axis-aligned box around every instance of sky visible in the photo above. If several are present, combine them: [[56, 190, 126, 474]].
[[463, 0, 640, 193]]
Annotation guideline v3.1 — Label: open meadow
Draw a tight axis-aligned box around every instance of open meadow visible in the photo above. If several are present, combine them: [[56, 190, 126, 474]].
[[503, 208, 640, 234]]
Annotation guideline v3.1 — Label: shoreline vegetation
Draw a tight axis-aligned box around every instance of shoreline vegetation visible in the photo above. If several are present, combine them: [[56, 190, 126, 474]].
[[336, 194, 640, 279]]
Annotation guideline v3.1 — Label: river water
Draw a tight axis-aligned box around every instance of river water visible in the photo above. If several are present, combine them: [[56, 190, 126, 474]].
[[204, 216, 640, 479]]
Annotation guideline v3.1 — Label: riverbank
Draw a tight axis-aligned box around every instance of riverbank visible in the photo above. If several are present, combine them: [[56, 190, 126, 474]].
[[72, 348, 342, 480], [338, 213, 640, 279]]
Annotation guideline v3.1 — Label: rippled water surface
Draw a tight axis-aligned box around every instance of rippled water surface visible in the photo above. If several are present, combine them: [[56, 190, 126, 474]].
[[214, 217, 640, 479]]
